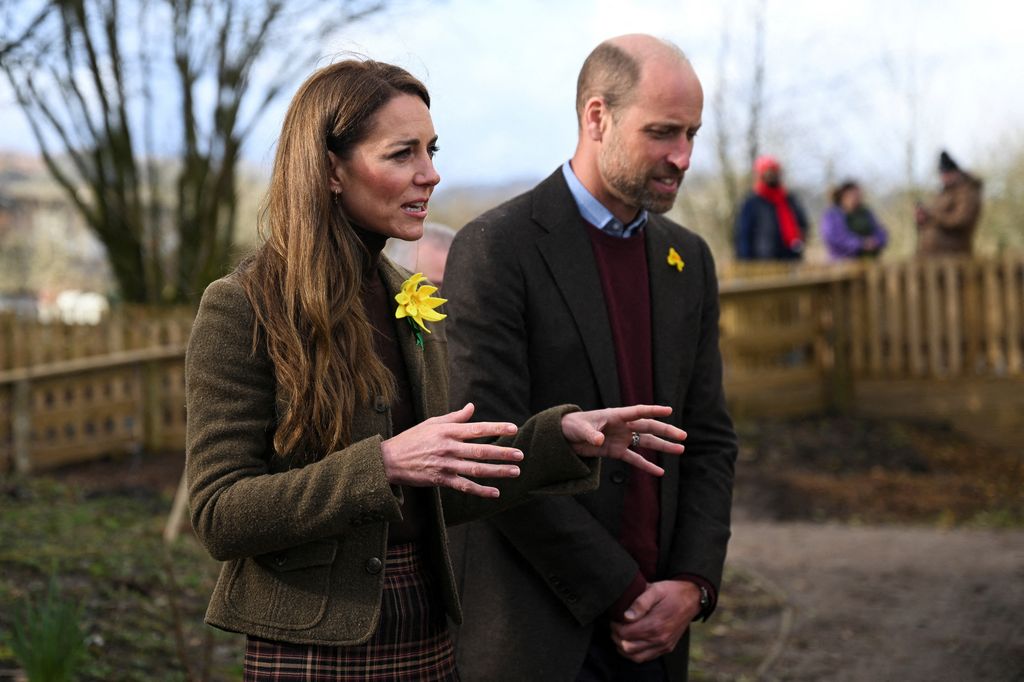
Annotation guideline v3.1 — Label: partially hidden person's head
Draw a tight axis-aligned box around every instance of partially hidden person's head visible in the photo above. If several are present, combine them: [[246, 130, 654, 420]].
[[415, 223, 456, 288], [938, 150, 962, 188], [573, 34, 703, 221], [754, 155, 782, 187], [832, 180, 862, 212], [383, 221, 456, 288]]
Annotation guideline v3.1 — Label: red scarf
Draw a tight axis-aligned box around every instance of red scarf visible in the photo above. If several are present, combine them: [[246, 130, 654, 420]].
[[754, 180, 802, 250]]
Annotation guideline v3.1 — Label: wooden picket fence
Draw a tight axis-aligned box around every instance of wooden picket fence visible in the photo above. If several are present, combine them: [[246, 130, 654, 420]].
[[0, 308, 193, 473], [720, 254, 1024, 446], [1, 254, 1022, 473], [849, 256, 1023, 378]]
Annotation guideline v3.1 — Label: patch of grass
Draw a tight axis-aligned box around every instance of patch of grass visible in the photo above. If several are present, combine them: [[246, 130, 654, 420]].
[[6, 571, 88, 682], [0, 477, 242, 680], [965, 507, 1024, 529]]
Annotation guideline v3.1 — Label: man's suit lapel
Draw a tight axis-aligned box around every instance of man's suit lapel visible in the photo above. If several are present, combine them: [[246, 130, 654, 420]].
[[645, 218, 688, 409], [533, 170, 622, 408], [645, 218, 689, 574]]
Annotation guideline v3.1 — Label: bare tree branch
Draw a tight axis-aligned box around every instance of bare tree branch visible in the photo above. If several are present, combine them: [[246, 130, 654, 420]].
[[713, 16, 739, 236], [2, 0, 401, 303], [0, 5, 52, 61], [746, 0, 766, 170]]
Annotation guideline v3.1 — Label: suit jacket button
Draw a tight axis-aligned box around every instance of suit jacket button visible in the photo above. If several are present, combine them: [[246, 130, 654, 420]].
[[365, 557, 383, 574], [374, 396, 388, 413], [610, 471, 627, 484]]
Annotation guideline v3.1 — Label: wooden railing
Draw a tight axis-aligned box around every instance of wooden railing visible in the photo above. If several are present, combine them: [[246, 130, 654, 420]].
[[0, 308, 192, 473], [718, 254, 1024, 417], [2, 254, 1021, 472], [719, 269, 854, 417], [849, 256, 1023, 378]]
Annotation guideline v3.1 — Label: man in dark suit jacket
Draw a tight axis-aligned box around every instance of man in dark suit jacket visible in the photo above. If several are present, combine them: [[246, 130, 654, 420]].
[[444, 34, 737, 681]]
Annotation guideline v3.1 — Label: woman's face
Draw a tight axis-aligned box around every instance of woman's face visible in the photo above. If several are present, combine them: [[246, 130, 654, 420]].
[[330, 94, 440, 241], [840, 186, 862, 212]]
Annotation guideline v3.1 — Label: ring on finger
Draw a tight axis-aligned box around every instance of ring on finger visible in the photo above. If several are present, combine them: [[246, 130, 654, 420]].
[[630, 431, 641, 449]]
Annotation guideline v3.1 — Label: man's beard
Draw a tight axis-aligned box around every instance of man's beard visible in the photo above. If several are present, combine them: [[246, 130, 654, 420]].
[[599, 137, 682, 215]]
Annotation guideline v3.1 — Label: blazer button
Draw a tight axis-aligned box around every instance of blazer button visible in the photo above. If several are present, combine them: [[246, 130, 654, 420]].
[[374, 396, 388, 413], [610, 471, 627, 484], [365, 557, 383, 574]]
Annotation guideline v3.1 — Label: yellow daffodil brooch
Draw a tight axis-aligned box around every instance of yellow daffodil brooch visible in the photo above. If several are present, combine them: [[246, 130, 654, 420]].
[[395, 272, 446, 348], [667, 247, 685, 272]]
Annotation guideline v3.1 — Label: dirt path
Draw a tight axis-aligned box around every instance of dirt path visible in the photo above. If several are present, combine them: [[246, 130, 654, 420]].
[[727, 521, 1024, 681]]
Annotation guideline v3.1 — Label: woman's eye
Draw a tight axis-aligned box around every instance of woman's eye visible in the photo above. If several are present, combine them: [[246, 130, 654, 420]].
[[428, 144, 440, 159], [391, 148, 413, 160]]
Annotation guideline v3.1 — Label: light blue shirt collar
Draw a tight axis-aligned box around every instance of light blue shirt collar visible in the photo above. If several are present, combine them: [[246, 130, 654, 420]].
[[561, 160, 648, 239]]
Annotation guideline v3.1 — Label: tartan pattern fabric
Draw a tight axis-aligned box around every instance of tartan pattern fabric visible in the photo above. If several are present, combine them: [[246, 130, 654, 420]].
[[243, 543, 458, 681]]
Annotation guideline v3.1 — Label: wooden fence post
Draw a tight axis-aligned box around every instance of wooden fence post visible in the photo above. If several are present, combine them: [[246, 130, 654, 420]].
[[12, 378, 31, 474], [825, 279, 854, 413], [143, 361, 164, 454]]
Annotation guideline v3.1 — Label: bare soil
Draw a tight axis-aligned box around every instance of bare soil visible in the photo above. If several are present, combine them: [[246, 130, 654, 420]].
[[725, 521, 1024, 681], [4, 414, 1022, 681], [696, 415, 1024, 681]]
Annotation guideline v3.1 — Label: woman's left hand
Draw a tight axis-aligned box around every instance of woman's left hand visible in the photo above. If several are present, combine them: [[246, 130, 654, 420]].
[[560, 405, 686, 477]]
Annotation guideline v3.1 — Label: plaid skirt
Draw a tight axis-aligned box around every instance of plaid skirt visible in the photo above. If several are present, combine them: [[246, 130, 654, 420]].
[[243, 542, 458, 681]]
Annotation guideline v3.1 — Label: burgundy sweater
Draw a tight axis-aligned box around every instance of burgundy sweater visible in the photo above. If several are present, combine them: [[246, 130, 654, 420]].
[[586, 224, 715, 620]]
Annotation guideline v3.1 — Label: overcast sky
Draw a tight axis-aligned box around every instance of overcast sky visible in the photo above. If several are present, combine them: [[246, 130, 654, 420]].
[[2, 0, 1020, 191]]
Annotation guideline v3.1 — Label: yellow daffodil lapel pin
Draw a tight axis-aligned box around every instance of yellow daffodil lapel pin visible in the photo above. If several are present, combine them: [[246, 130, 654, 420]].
[[395, 272, 446, 348], [667, 247, 685, 272]]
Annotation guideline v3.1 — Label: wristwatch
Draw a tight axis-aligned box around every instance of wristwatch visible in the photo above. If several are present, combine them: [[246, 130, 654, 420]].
[[696, 584, 710, 620]]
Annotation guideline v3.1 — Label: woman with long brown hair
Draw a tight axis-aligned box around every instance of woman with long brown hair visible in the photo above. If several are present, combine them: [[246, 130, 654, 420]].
[[185, 59, 686, 680]]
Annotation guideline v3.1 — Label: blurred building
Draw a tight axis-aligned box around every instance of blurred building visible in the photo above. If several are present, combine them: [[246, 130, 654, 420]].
[[0, 153, 113, 301]]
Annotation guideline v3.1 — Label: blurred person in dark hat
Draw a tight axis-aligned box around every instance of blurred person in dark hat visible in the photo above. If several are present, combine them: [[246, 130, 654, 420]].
[[915, 150, 983, 255], [734, 155, 809, 260]]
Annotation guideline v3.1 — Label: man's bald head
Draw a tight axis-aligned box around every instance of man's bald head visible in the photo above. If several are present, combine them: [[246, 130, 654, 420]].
[[575, 34, 690, 126]]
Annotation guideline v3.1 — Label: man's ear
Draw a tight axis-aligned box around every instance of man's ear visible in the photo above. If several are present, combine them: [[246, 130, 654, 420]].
[[327, 150, 345, 194], [582, 96, 608, 142]]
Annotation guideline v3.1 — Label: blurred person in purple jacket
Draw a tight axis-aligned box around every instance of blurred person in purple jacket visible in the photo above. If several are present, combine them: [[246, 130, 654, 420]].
[[821, 180, 887, 260]]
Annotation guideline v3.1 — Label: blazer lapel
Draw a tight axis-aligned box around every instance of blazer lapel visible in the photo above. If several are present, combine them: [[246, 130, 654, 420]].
[[533, 170, 621, 408], [379, 258, 432, 421], [645, 218, 688, 409], [645, 218, 691, 574]]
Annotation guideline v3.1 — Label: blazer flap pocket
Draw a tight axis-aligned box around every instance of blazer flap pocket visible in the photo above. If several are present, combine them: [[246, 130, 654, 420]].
[[257, 539, 338, 573]]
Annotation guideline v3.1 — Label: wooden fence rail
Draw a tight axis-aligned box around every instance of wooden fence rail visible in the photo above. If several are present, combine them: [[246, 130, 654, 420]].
[[0, 308, 192, 473], [2, 254, 1022, 472], [708, 254, 1023, 418], [849, 256, 1024, 378]]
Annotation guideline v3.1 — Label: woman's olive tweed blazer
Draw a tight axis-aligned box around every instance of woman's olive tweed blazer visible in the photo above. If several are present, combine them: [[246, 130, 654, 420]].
[[185, 258, 599, 646]]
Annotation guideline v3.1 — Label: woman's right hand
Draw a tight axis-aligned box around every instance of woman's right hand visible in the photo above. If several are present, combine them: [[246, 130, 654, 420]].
[[381, 403, 524, 498]]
